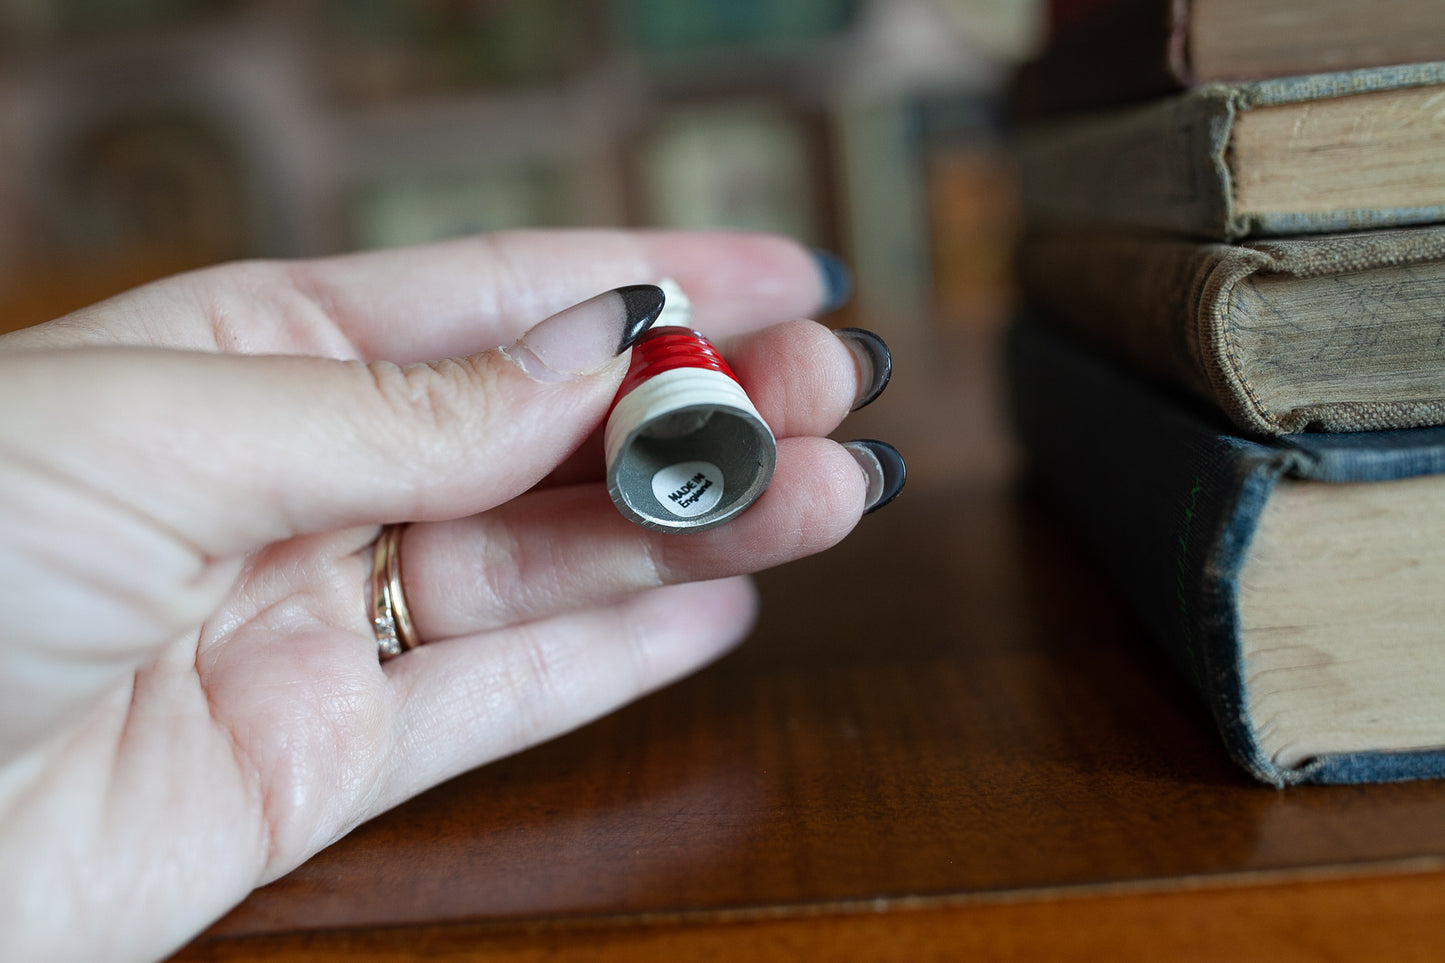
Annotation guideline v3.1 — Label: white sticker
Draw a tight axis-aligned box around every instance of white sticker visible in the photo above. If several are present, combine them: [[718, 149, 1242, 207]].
[[651, 461, 724, 517]]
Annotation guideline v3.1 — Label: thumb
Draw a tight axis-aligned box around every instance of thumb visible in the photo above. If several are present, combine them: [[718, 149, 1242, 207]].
[[0, 285, 664, 753], [1, 284, 666, 561]]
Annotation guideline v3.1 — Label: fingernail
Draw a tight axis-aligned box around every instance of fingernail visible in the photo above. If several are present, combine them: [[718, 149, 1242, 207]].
[[836, 327, 892, 411], [811, 248, 853, 314], [841, 440, 906, 514], [502, 285, 666, 382], [616, 286, 668, 350]]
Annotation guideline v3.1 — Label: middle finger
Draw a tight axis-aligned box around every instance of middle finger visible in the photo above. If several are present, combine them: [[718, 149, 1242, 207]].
[[540, 318, 890, 488]]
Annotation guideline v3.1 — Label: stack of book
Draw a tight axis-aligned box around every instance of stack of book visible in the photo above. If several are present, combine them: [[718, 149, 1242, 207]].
[[1006, 0, 1445, 785]]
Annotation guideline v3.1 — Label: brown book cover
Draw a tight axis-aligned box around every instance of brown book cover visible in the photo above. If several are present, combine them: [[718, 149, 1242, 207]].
[[1012, 0, 1445, 119]]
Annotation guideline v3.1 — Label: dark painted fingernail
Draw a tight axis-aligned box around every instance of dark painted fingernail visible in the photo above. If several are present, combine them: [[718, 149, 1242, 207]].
[[811, 248, 853, 314], [616, 284, 668, 352], [836, 327, 891, 411], [503, 284, 665, 383], [841, 440, 906, 514]]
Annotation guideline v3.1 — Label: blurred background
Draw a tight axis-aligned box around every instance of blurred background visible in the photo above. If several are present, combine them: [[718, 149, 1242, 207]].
[[0, 0, 1043, 487]]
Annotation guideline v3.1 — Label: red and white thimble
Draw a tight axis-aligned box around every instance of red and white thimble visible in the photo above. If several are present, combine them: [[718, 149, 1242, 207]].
[[604, 292, 775, 532]]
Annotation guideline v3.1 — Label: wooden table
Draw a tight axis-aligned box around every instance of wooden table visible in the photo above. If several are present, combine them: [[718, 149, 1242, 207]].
[[172, 326, 1445, 961]]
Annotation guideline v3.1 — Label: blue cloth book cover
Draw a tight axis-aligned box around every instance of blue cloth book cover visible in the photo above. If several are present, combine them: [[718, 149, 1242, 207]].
[[1008, 317, 1445, 786]]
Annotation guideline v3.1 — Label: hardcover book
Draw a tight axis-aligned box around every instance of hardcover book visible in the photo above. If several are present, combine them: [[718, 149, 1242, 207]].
[[348, 162, 566, 250], [634, 103, 825, 246], [1008, 318, 1445, 786], [1015, 62, 1445, 241], [1014, 225, 1445, 435], [323, 0, 594, 99], [620, 0, 857, 58], [1012, 0, 1445, 118]]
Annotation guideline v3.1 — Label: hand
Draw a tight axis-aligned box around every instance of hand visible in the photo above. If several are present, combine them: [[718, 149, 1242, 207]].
[[0, 230, 898, 963]]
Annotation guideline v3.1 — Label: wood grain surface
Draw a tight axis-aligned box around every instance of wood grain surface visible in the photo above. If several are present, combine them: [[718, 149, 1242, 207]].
[[175, 867, 1445, 962], [173, 326, 1445, 959]]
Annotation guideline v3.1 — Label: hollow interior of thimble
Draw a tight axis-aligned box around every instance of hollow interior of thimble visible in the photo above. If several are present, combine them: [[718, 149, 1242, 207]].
[[608, 404, 775, 532]]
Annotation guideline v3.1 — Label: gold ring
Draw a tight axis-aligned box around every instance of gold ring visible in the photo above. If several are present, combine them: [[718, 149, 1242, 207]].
[[371, 524, 419, 660]]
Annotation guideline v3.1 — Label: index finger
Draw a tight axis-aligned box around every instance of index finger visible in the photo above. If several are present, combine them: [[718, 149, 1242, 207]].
[[3, 230, 841, 363], [292, 229, 840, 363]]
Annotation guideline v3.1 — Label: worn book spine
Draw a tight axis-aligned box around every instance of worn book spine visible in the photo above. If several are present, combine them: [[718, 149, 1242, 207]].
[[1015, 226, 1445, 435], [1015, 62, 1445, 241], [1006, 317, 1445, 785], [1009, 0, 1189, 120]]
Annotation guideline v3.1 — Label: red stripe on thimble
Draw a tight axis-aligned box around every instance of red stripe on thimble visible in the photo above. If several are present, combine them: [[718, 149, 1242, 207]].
[[615, 326, 741, 400]]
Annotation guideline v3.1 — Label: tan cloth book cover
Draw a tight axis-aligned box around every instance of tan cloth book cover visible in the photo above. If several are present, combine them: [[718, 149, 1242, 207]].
[[1016, 62, 1445, 241], [1016, 225, 1445, 435]]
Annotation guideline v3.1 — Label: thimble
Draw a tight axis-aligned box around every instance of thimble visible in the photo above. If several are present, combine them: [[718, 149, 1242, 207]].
[[604, 322, 776, 533]]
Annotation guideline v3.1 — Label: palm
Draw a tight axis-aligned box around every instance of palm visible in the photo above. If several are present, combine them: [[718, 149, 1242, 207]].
[[10, 529, 386, 936], [193, 529, 389, 857]]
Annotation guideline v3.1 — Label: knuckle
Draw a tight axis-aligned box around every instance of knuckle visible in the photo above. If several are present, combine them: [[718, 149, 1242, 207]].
[[359, 355, 496, 436]]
